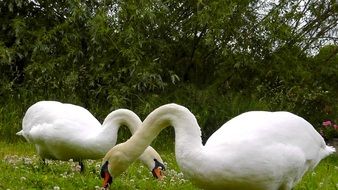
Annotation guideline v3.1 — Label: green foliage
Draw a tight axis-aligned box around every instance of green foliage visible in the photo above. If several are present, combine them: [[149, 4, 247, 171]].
[[320, 120, 338, 141], [0, 0, 338, 140], [0, 102, 23, 142], [295, 155, 338, 190]]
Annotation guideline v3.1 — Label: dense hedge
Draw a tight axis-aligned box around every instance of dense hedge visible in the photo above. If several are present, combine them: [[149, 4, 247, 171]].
[[1, 0, 337, 142]]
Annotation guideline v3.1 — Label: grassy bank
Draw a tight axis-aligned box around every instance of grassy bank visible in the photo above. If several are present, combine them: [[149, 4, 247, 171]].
[[0, 142, 337, 190]]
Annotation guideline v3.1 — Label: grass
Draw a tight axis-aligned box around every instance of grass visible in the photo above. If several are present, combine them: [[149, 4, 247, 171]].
[[0, 142, 337, 190], [0, 142, 195, 190]]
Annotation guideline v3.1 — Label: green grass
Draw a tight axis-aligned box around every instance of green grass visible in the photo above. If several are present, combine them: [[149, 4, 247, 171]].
[[295, 155, 338, 190], [0, 141, 337, 190], [0, 142, 195, 190]]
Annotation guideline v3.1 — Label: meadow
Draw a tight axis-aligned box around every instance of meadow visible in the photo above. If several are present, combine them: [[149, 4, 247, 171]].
[[0, 141, 337, 190]]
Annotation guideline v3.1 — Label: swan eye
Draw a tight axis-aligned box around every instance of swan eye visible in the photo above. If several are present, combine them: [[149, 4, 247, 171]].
[[100, 161, 109, 178], [153, 158, 166, 171]]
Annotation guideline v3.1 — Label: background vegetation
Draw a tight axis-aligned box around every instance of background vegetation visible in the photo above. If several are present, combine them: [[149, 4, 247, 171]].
[[0, 0, 337, 143]]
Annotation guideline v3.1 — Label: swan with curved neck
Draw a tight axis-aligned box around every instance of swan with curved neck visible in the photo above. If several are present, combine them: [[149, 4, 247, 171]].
[[17, 101, 165, 177], [101, 103, 335, 190]]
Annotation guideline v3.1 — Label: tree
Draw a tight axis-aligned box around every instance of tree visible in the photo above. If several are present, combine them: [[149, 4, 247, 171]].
[[0, 0, 337, 128]]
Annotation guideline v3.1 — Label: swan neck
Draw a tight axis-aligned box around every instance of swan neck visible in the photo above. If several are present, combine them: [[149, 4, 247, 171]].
[[124, 104, 203, 161], [100, 109, 142, 141]]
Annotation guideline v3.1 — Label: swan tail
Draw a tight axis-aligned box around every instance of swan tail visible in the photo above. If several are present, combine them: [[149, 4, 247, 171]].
[[323, 145, 336, 157], [16, 130, 23, 136], [16, 130, 31, 142], [308, 145, 336, 171]]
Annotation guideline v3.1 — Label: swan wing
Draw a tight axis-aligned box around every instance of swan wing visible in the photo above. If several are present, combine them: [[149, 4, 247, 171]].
[[206, 111, 326, 156], [21, 101, 101, 137], [199, 111, 333, 189], [28, 118, 103, 160]]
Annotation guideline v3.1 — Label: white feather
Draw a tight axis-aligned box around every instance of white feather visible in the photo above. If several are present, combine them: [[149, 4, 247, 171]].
[[17, 101, 163, 171], [103, 103, 335, 190]]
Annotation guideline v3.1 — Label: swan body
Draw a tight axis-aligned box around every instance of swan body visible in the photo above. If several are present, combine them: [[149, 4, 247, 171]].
[[102, 103, 335, 190], [17, 101, 164, 173]]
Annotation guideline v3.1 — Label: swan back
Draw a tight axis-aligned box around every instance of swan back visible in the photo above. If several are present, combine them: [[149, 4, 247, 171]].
[[206, 111, 332, 163], [20, 101, 101, 143]]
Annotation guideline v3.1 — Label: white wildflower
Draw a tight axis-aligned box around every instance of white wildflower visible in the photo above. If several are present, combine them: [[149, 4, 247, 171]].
[[95, 186, 105, 190], [23, 157, 33, 165], [72, 164, 82, 172], [177, 172, 184, 178], [96, 163, 101, 169]]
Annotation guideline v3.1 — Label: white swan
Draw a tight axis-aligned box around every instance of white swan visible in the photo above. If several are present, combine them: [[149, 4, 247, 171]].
[[100, 103, 335, 190], [16, 101, 165, 177]]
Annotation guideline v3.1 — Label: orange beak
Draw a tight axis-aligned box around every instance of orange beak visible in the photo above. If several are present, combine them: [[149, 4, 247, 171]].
[[152, 167, 164, 180], [102, 171, 112, 188]]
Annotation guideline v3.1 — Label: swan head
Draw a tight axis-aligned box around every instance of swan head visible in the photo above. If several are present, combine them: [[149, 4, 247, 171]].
[[151, 158, 166, 180], [100, 146, 131, 188], [100, 145, 166, 188], [100, 159, 166, 188], [100, 161, 112, 188]]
